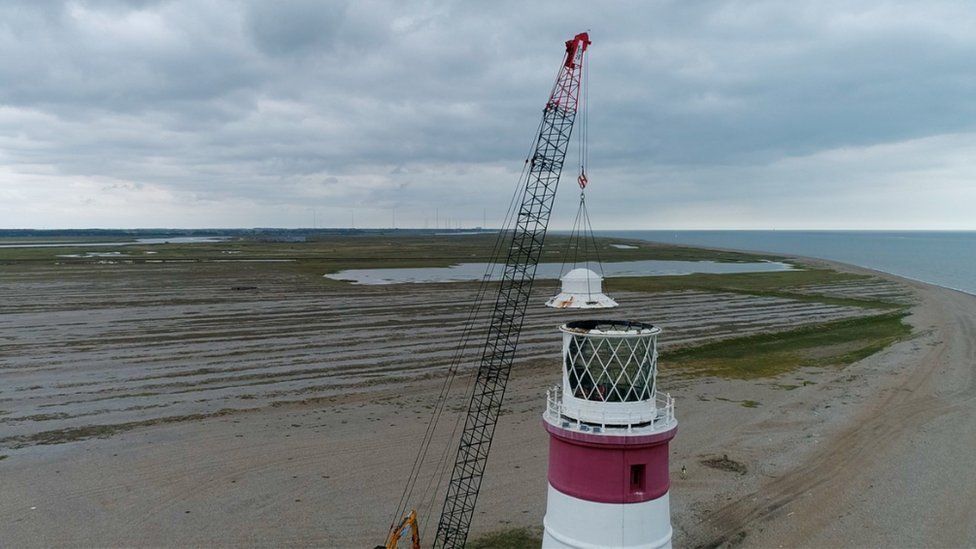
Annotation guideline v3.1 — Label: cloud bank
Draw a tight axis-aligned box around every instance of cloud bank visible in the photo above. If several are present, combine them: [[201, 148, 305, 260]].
[[2, 0, 975, 229]]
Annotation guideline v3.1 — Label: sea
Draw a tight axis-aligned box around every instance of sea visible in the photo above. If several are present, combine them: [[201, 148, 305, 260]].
[[598, 231, 976, 296]]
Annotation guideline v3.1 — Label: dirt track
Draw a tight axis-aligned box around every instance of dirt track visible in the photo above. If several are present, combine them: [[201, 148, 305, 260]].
[[690, 280, 976, 547]]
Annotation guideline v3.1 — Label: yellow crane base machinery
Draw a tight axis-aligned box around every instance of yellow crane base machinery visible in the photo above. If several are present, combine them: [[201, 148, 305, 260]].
[[380, 510, 420, 549]]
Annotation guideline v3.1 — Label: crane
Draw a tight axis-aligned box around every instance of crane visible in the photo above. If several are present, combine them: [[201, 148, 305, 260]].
[[383, 31, 591, 549], [432, 31, 591, 549]]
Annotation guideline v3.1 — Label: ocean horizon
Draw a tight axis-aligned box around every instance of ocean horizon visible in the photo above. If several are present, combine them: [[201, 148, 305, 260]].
[[5, 228, 973, 296], [597, 230, 976, 296]]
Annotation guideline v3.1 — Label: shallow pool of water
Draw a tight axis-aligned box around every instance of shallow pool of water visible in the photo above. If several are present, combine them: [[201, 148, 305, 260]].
[[325, 259, 794, 285]]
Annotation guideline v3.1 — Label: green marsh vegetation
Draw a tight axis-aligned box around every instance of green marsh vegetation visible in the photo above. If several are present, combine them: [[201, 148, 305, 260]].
[[663, 312, 911, 380], [0, 232, 769, 270]]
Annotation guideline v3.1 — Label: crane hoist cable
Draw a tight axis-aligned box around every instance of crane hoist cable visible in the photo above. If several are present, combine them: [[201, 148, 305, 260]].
[[558, 188, 607, 300], [557, 54, 606, 303]]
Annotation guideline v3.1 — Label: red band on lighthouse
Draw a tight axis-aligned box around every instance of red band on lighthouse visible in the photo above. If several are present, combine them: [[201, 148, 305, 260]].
[[545, 421, 677, 504]]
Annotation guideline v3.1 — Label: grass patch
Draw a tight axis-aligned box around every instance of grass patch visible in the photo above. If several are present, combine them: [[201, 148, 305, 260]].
[[468, 527, 542, 549], [770, 380, 817, 390], [664, 312, 912, 379], [613, 267, 858, 293], [0, 409, 239, 449], [701, 455, 748, 475], [714, 397, 761, 408], [0, 412, 70, 423], [611, 268, 901, 309]]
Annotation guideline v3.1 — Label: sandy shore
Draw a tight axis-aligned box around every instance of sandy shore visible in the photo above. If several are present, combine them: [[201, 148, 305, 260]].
[[1, 260, 973, 547], [686, 261, 976, 547]]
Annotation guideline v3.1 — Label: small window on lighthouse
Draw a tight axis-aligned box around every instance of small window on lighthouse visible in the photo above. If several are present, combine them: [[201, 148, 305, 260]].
[[630, 464, 646, 493]]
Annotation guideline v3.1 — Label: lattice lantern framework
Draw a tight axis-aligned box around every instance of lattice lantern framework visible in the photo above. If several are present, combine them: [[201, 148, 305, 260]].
[[558, 319, 664, 426]]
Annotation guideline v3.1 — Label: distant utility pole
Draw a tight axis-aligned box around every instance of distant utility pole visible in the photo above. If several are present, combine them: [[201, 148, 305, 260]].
[[393, 207, 396, 230]]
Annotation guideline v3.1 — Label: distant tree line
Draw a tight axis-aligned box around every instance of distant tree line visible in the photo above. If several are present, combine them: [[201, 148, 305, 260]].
[[0, 228, 491, 239]]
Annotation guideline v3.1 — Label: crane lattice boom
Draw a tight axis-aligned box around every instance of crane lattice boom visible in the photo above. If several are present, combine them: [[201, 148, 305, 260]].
[[432, 32, 591, 549]]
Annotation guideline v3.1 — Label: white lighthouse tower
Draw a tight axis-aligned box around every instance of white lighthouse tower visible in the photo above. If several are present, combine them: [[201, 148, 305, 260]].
[[542, 320, 677, 549]]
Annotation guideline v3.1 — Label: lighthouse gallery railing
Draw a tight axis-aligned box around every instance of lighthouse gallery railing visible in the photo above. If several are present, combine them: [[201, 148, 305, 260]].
[[544, 385, 675, 435]]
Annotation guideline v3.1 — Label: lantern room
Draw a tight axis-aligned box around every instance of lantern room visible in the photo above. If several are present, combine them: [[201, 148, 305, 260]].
[[557, 319, 661, 426]]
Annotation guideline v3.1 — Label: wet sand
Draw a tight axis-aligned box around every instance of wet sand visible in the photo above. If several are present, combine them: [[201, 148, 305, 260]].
[[1, 259, 971, 547]]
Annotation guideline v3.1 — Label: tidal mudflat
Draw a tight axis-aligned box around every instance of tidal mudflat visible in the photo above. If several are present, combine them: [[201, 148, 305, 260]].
[[2, 233, 969, 547]]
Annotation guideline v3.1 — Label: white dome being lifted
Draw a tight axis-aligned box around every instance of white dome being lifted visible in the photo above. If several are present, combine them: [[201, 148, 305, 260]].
[[545, 268, 618, 309]]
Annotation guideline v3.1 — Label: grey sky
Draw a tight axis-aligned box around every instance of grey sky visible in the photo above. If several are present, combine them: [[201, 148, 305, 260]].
[[2, 0, 975, 229]]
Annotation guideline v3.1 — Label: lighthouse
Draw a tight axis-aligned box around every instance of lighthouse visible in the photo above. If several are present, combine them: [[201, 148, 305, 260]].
[[542, 320, 677, 549]]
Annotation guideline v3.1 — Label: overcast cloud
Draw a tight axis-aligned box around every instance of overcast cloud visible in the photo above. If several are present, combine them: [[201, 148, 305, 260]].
[[2, 0, 975, 229]]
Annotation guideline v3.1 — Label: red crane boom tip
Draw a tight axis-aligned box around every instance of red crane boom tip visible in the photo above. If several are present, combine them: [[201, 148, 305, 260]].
[[564, 32, 591, 68]]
